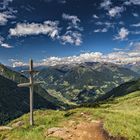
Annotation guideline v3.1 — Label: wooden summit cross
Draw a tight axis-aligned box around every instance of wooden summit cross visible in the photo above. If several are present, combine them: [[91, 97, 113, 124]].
[[18, 59, 39, 126]]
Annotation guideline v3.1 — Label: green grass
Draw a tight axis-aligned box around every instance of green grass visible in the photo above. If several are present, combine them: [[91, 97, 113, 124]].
[[0, 110, 66, 140], [0, 91, 140, 140]]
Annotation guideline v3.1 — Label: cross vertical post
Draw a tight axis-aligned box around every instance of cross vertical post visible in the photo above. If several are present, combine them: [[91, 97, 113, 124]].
[[18, 59, 40, 126], [29, 59, 34, 126]]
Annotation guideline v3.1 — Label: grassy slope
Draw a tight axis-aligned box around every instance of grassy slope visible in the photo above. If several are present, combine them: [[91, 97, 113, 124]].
[[0, 64, 71, 109], [0, 91, 140, 140], [0, 75, 58, 125]]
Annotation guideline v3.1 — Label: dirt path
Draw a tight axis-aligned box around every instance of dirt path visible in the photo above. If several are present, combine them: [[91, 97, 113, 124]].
[[46, 120, 126, 140], [66, 121, 108, 140]]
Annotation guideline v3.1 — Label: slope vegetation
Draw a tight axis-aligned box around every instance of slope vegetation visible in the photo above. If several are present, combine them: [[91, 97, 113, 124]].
[[0, 87, 139, 140], [96, 79, 140, 102], [0, 64, 72, 125], [0, 75, 57, 125], [35, 62, 139, 104]]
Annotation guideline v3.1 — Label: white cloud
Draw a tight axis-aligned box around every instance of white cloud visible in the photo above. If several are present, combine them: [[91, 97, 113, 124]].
[[39, 52, 103, 66], [113, 48, 124, 51], [0, 0, 13, 10], [1, 43, 13, 48], [10, 41, 140, 67], [9, 20, 83, 46], [132, 42, 140, 50], [9, 21, 60, 39], [133, 13, 139, 17], [61, 13, 83, 46], [0, 2, 15, 48], [124, 0, 140, 5], [61, 31, 82, 46], [0, 36, 4, 44], [94, 28, 108, 33], [124, 1, 131, 5], [108, 6, 124, 17], [114, 27, 129, 40], [36, 45, 140, 66], [62, 13, 83, 31], [95, 21, 114, 28], [100, 0, 112, 9], [95, 21, 115, 33], [93, 14, 99, 19], [0, 36, 13, 48], [131, 0, 140, 5], [62, 13, 80, 26], [9, 59, 28, 67], [0, 12, 15, 25], [0, 0, 16, 24], [131, 23, 140, 27]]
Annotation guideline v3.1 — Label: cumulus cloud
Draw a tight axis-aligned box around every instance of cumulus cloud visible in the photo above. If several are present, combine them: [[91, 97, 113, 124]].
[[9, 59, 28, 67], [108, 6, 124, 17], [0, 36, 13, 48], [0, 0, 16, 24], [114, 27, 129, 40], [100, 0, 112, 9], [35, 44, 140, 66], [9, 21, 60, 39], [61, 13, 83, 46], [62, 13, 80, 26], [62, 13, 83, 31], [9, 18, 83, 46], [39, 52, 103, 66], [61, 31, 82, 46], [10, 41, 140, 67], [0, 1, 15, 48], [0, 12, 15, 25], [105, 51, 140, 64], [100, 1, 124, 18], [0, 0, 13, 10]]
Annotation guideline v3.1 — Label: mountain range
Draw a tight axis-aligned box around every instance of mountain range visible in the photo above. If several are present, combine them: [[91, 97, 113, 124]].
[[0, 61, 140, 124], [34, 62, 139, 104]]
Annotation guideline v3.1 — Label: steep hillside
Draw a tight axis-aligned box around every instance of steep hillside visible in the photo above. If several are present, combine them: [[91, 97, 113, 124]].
[[0, 75, 57, 125], [0, 64, 27, 83], [96, 78, 140, 102], [0, 90, 139, 140], [123, 63, 140, 74], [0, 63, 71, 109], [35, 62, 139, 104]]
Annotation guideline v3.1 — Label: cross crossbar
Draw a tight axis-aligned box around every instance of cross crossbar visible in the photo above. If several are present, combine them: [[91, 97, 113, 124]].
[[17, 59, 41, 126]]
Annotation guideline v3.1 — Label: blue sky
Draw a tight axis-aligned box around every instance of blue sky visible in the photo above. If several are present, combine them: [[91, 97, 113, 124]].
[[0, 0, 140, 66]]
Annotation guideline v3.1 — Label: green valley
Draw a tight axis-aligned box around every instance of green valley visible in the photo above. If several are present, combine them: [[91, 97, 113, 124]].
[[35, 62, 139, 104]]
